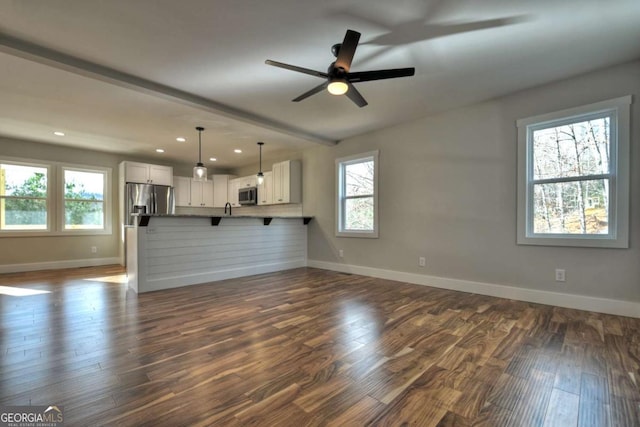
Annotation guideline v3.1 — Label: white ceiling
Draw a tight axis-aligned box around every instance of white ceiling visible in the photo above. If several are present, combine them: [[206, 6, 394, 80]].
[[1, 0, 639, 170]]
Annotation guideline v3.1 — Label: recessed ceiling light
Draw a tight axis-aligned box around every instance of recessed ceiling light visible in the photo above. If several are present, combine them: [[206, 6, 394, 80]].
[[234, 149, 242, 154], [209, 157, 217, 162], [53, 131, 65, 136], [156, 148, 165, 153], [176, 137, 186, 142]]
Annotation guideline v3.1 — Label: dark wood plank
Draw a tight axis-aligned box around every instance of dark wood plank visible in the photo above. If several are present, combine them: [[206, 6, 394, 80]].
[[1, 265, 639, 425]]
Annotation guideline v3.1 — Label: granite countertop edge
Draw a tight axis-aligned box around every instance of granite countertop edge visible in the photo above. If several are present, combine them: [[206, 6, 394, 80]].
[[132, 213, 313, 219]]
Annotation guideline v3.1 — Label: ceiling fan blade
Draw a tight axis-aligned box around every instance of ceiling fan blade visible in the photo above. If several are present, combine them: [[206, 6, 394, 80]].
[[347, 67, 415, 83], [265, 60, 328, 79], [292, 82, 328, 102], [345, 82, 368, 108], [335, 29, 361, 72]]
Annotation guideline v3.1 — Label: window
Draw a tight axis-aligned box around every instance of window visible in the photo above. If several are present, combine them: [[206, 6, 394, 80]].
[[0, 158, 111, 236], [63, 168, 106, 230], [336, 150, 379, 238], [517, 96, 630, 248], [0, 162, 50, 231]]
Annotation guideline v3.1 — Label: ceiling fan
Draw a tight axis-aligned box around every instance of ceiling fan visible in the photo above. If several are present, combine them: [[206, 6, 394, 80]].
[[265, 29, 415, 108]]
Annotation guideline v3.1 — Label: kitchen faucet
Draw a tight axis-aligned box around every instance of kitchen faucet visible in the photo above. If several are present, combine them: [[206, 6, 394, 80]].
[[224, 202, 232, 216]]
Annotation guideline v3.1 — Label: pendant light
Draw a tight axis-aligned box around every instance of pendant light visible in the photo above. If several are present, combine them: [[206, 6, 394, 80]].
[[256, 142, 265, 185], [193, 126, 207, 181]]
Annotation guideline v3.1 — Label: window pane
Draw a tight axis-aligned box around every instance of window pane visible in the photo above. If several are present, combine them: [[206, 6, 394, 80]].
[[533, 117, 610, 180], [1, 198, 47, 230], [65, 201, 104, 229], [345, 197, 373, 231], [1, 164, 47, 197], [64, 170, 104, 200], [533, 179, 609, 234], [345, 160, 374, 196]]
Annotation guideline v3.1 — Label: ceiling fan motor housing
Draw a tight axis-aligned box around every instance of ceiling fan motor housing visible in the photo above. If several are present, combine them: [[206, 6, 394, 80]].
[[328, 63, 347, 79]]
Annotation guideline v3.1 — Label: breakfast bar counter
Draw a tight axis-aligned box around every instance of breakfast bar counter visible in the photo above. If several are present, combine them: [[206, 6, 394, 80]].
[[126, 214, 310, 293]]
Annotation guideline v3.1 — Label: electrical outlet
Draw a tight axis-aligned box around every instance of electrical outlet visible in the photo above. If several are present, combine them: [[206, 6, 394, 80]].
[[91, 246, 97, 254], [339, 249, 344, 258], [555, 269, 566, 282], [419, 257, 426, 267]]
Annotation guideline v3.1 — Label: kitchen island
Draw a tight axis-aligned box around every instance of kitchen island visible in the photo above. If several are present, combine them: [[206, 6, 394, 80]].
[[126, 214, 311, 293]]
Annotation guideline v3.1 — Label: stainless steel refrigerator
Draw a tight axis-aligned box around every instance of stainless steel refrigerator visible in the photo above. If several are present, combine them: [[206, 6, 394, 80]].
[[125, 183, 175, 225]]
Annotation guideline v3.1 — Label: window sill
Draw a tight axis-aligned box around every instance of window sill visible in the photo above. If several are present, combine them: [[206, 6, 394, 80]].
[[516, 234, 628, 249], [336, 230, 379, 239], [0, 230, 113, 238]]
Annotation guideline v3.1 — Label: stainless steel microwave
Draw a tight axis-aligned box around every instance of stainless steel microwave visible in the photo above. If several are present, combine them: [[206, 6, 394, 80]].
[[239, 186, 257, 205]]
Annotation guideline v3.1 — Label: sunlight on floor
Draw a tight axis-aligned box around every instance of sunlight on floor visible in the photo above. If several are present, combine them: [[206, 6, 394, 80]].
[[0, 286, 51, 296], [83, 274, 127, 284]]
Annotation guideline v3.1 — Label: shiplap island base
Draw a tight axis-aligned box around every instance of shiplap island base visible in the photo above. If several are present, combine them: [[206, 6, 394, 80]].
[[126, 214, 311, 293]]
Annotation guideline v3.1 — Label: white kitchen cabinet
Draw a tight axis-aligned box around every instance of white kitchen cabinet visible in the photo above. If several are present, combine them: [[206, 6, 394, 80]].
[[272, 160, 301, 204], [174, 176, 191, 207], [237, 176, 257, 188], [258, 171, 273, 205], [191, 180, 214, 207], [212, 174, 236, 208], [121, 161, 173, 186], [228, 178, 241, 208], [174, 176, 214, 207]]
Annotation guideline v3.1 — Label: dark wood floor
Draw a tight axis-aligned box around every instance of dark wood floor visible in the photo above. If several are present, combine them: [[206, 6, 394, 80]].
[[0, 266, 638, 426]]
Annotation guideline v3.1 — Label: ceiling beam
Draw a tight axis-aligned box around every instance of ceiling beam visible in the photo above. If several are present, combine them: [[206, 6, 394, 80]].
[[0, 32, 338, 146]]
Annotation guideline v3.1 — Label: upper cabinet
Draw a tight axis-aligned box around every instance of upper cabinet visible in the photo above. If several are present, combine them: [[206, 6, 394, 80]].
[[213, 174, 236, 208], [122, 161, 173, 186], [191, 180, 214, 208], [174, 176, 214, 207], [237, 176, 257, 188], [174, 176, 191, 206], [272, 160, 301, 204], [228, 178, 241, 208], [258, 171, 273, 205]]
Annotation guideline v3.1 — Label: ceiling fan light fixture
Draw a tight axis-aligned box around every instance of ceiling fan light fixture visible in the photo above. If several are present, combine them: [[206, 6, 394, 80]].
[[193, 126, 208, 181], [327, 79, 349, 95]]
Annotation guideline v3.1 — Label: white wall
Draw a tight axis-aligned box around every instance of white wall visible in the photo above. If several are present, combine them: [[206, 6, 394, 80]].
[[303, 60, 639, 310]]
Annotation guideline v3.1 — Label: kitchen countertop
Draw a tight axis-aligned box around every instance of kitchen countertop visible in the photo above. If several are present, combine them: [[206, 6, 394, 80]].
[[133, 213, 311, 219], [131, 213, 313, 226]]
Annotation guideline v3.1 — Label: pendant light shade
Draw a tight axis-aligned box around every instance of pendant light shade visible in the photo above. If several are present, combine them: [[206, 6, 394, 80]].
[[193, 126, 207, 181], [256, 142, 265, 185]]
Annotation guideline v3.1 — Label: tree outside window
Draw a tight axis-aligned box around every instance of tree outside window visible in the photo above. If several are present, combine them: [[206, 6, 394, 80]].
[[517, 96, 630, 248], [336, 151, 379, 238], [63, 169, 105, 230], [531, 116, 610, 235], [0, 163, 49, 230], [1, 160, 111, 236]]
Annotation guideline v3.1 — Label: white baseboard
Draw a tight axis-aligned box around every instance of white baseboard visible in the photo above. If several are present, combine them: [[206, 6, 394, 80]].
[[0, 257, 121, 274], [307, 260, 640, 318]]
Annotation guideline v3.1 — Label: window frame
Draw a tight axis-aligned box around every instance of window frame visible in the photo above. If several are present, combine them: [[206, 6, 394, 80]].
[[59, 165, 111, 235], [0, 159, 53, 234], [516, 95, 631, 248], [335, 150, 379, 238], [0, 156, 112, 237]]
